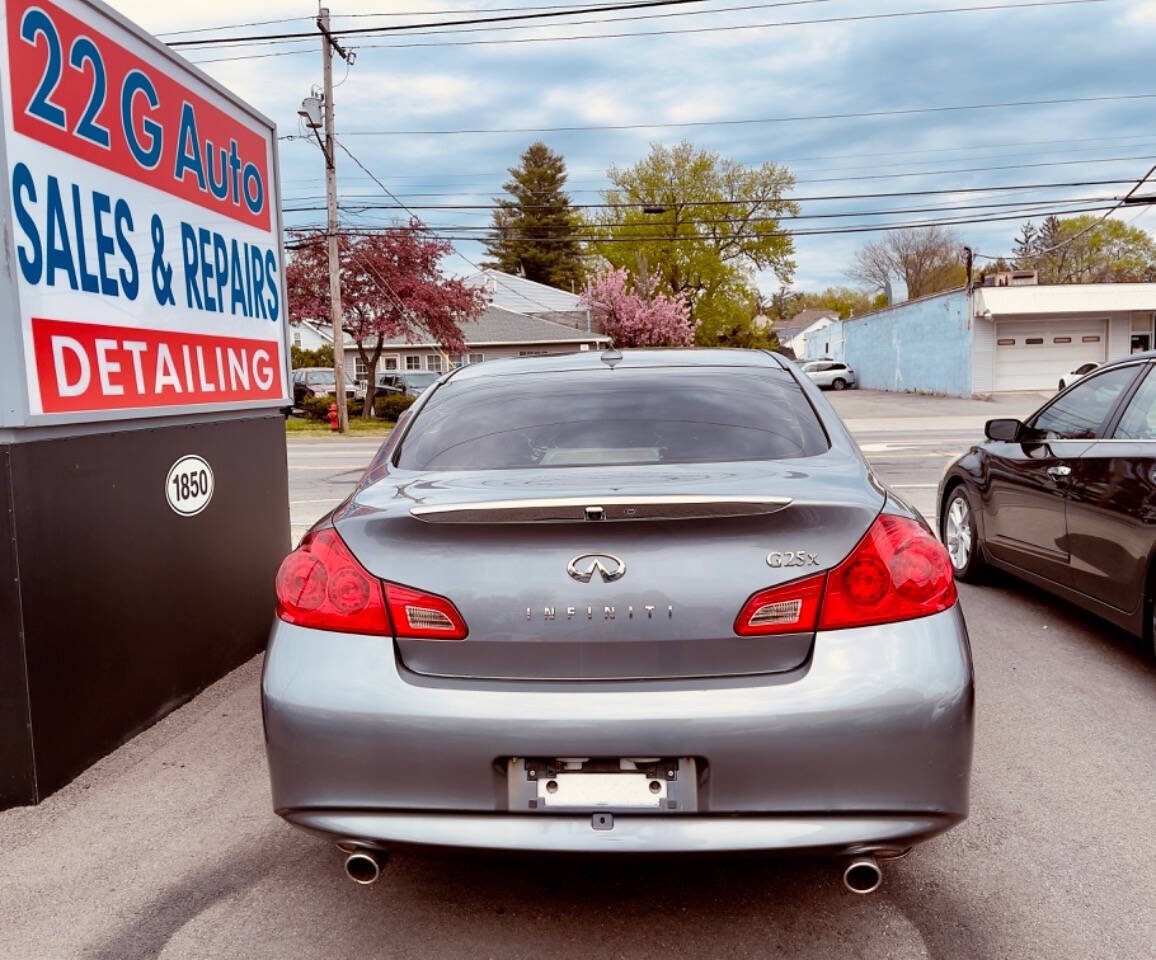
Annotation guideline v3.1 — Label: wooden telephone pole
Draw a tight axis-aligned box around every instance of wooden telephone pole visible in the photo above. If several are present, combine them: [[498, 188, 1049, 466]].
[[317, 7, 354, 432]]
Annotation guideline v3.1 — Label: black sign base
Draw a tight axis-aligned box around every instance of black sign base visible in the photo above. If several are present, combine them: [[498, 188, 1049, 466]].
[[0, 413, 289, 808]]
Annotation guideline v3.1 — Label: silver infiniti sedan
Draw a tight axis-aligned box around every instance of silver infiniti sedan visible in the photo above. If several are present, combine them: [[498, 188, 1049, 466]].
[[264, 349, 973, 893]]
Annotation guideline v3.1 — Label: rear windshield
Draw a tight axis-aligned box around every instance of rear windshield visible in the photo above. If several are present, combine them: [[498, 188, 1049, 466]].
[[396, 367, 828, 471]]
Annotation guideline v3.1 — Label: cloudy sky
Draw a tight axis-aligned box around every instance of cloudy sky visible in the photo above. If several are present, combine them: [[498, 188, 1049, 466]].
[[117, 0, 1156, 294]]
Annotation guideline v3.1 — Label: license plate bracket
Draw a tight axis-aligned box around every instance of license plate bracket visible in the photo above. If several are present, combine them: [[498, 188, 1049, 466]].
[[507, 757, 698, 813]]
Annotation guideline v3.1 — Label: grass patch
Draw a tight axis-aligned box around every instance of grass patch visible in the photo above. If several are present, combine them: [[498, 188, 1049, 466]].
[[285, 416, 395, 436]]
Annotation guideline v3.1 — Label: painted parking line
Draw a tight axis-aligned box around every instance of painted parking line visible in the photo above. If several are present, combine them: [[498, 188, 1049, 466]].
[[287, 464, 372, 471]]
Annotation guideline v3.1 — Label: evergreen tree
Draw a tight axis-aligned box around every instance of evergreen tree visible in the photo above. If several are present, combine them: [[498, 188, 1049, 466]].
[[483, 142, 585, 290]]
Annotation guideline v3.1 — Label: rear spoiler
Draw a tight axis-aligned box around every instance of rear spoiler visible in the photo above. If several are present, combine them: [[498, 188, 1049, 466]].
[[410, 495, 792, 524]]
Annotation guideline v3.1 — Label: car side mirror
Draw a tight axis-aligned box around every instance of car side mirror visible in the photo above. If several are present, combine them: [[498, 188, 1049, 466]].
[[984, 418, 1024, 442]]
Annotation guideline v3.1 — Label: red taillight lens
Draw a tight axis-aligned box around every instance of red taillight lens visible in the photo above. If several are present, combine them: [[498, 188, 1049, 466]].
[[275, 528, 390, 635], [733, 515, 956, 637], [385, 584, 468, 640], [818, 514, 956, 630], [735, 572, 826, 636]]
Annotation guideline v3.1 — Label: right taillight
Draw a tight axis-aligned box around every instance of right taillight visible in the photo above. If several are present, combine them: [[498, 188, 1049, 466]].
[[818, 514, 956, 630]]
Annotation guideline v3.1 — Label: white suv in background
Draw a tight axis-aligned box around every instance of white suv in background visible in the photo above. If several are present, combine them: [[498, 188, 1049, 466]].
[[802, 360, 858, 391]]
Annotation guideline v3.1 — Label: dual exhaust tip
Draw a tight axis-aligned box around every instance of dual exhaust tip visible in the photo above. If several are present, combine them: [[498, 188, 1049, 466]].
[[342, 847, 388, 885], [842, 857, 883, 895], [341, 844, 883, 894]]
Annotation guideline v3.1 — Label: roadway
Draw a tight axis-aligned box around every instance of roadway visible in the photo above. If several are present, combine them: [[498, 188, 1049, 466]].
[[2, 390, 1155, 959]]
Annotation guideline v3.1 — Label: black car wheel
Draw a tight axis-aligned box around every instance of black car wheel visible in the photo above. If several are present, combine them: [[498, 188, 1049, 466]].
[[832, 378, 847, 391], [941, 486, 985, 582]]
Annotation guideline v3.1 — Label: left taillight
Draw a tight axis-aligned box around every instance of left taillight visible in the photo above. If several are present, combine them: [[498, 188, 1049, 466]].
[[275, 528, 390, 635]]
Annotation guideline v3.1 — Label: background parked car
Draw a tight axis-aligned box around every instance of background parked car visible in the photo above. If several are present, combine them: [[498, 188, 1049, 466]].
[[376, 371, 440, 398], [803, 360, 858, 391], [292, 368, 364, 407], [940, 353, 1156, 654], [1058, 361, 1100, 391]]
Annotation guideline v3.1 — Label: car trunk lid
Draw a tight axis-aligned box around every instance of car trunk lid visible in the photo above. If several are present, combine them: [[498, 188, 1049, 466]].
[[336, 456, 882, 681]]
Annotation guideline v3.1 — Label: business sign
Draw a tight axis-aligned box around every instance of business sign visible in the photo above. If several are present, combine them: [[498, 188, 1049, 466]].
[[0, 0, 288, 421]]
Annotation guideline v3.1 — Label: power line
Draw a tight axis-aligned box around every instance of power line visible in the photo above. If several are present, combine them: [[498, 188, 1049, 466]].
[[159, 0, 709, 36], [337, 92, 1156, 137], [278, 152, 1155, 206], [340, 197, 1117, 229], [973, 163, 1156, 261], [351, 0, 1106, 49], [179, 0, 834, 50], [278, 177, 1139, 213], [278, 135, 1156, 189], [183, 0, 1104, 59], [169, 0, 774, 47], [287, 201, 1125, 244], [276, 135, 1156, 193]]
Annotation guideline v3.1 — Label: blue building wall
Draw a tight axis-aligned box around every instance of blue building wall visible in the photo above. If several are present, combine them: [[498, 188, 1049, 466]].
[[843, 289, 972, 395]]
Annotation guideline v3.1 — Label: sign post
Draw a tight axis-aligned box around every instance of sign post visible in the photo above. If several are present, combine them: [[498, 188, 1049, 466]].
[[0, 0, 290, 807]]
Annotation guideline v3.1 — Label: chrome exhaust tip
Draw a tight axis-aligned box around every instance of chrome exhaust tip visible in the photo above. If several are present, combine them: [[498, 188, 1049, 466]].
[[344, 848, 387, 885], [842, 857, 883, 895]]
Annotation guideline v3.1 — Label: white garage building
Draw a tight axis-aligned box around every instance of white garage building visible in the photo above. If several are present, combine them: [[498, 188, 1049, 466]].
[[975, 284, 1154, 392], [843, 282, 1156, 396]]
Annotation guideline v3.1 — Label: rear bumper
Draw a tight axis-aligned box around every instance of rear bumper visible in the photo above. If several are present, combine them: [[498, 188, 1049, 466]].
[[262, 605, 973, 854], [284, 810, 957, 855]]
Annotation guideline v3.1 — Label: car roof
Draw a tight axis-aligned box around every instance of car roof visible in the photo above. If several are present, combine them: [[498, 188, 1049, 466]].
[[1104, 352, 1156, 367], [447, 348, 787, 383]]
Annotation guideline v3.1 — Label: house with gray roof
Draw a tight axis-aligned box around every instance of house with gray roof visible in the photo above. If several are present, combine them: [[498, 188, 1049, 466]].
[[292, 302, 609, 384], [772, 308, 841, 359], [463, 268, 593, 330]]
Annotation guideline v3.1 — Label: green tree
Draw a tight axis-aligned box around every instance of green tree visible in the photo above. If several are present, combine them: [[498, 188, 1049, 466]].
[[1013, 214, 1156, 283], [290, 343, 333, 368], [592, 141, 798, 345], [483, 142, 585, 290], [799, 285, 882, 319]]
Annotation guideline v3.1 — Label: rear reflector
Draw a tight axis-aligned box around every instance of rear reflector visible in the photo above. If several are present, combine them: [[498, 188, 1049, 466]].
[[386, 584, 469, 640], [734, 514, 956, 637], [735, 573, 826, 636]]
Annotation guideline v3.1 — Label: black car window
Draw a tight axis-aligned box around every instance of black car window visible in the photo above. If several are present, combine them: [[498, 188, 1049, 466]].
[[1031, 366, 1138, 440], [397, 367, 829, 471], [1114, 366, 1156, 440]]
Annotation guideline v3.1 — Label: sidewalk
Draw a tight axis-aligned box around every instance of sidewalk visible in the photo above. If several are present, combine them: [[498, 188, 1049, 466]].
[[827, 389, 1045, 435]]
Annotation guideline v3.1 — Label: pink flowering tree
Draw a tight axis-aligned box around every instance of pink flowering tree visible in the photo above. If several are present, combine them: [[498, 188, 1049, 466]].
[[580, 266, 696, 347]]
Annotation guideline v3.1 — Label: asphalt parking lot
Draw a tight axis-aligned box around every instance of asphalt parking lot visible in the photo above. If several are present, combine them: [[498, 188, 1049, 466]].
[[3, 390, 1155, 960]]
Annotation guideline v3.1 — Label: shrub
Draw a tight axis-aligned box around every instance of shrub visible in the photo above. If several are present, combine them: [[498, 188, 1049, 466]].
[[301, 394, 362, 420], [301, 394, 336, 420], [375, 392, 416, 421]]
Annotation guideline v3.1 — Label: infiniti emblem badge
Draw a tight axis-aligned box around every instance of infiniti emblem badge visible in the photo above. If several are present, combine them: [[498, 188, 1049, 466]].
[[567, 553, 627, 583]]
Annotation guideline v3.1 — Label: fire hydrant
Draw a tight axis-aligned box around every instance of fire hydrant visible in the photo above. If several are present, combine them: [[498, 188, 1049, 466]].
[[327, 401, 339, 431]]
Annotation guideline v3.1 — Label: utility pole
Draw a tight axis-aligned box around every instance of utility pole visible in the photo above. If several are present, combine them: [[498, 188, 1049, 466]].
[[317, 7, 354, 432]]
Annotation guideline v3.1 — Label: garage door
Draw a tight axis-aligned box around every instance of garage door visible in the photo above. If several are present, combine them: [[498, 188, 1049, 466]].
[[993, 318, 1107, 391]]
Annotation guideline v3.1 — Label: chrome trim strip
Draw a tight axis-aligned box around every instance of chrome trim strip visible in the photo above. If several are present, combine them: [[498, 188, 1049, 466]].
[[410, 495, 792, 524]]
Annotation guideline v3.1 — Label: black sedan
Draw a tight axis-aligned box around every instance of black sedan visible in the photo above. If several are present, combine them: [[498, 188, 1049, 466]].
[[939, 352, 1156, 654]]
